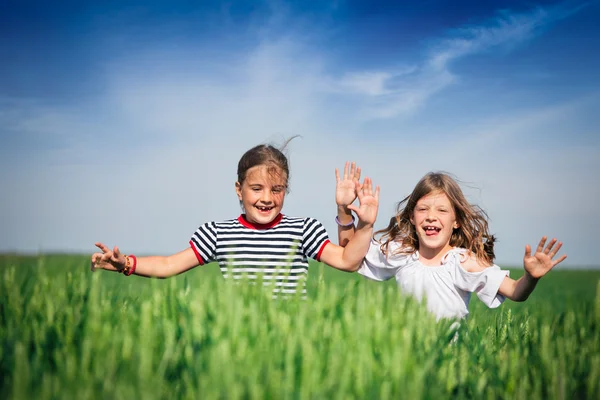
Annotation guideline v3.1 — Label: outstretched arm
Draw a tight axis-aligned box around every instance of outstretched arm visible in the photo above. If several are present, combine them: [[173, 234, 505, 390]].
[[498, 236, 566, 301], [91, 242, 199, 278], [335, 162, 362, 247], [321, 177, 380, 271]]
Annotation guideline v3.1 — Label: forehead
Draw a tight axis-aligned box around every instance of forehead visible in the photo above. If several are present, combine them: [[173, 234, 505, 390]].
[[244, 165, 287, 185], [416, 191, 452, 206]]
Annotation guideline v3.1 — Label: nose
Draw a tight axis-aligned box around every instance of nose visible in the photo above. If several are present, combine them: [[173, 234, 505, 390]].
[[425, 209, 437, 221], [260, 190, 273, 204]]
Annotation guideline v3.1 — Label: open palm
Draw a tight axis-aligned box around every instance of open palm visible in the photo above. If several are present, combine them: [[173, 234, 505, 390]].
[[523, 236, 567, 279], [348, 177, 379, 226], [335, 162, 362, 207]]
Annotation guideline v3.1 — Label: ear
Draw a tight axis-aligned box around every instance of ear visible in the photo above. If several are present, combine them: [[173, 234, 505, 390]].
[[409, 215, 415, 225], [453, 221, 460, 229], [235, 182, 243, 201]]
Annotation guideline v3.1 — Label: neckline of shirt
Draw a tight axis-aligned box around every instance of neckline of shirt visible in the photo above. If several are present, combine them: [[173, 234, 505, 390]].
[[414, 248, 466, 268], [238, 213, 284, 230]]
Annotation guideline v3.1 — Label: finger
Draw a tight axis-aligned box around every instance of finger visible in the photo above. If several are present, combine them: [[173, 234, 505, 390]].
[[535, 236, 547, 254], [355, 180, 365, 200], [552, 254, 567, 267], [524, 244, 532, 258], [374, 185, 380, 201], [362, 177, 372, 195], [91, 252, 104, 264], [112, 246, 122, 262], [544, 238, 558, 254], [343, 161, 349, 180], [549, 241, 563, 258], [349, 161, 356, 179], [95, 242, 111, 253], [335, 168, 341, 184], [355, 166, 362, 182], [90, 260, 96, 272]]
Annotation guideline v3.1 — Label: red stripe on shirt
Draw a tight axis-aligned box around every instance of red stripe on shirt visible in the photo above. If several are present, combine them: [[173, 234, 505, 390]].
[[315, 239, 330, 262], [189, 240, 205, 265]]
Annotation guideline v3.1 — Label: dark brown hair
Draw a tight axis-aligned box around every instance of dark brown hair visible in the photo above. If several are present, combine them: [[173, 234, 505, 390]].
[[237, 136, 300, 191], [377, 172, 496, 266]]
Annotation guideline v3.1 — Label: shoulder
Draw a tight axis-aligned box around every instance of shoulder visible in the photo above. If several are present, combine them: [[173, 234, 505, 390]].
[[275, 215, 320, 230], [454, 250, 492, 273], [282, 215, 311, 224], [293, 216, 326, 229], [195, 218, 241, 232], [365, 238, 415, 267], [210, 218, 240, 228]]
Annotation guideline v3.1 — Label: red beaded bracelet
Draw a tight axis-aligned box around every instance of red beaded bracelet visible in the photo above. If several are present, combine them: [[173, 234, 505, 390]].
[[125, 254, 137, 276]]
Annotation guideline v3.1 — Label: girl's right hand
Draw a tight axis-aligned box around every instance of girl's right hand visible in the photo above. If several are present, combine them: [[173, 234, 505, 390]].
[[90, 242, 126, 272], [335, 162, 362, 207]]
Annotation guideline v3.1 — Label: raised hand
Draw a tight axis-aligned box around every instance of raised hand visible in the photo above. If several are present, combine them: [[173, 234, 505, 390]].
[[347, 177, 380, 227], [90, 242, 126, 272], [523, 236, 567, 279], [335, 162, 362, 207]]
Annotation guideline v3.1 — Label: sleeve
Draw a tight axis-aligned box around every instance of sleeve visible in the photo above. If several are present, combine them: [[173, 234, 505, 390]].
[[189, 222, 218, 265], [302, 218, 331, 261], [357, 239, 405, 282], [452, 262, 510, 308]]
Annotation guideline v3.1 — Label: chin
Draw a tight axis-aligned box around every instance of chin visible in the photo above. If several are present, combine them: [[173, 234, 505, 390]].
[[420, 238, 449, 250], [250, 212, 278, 224]]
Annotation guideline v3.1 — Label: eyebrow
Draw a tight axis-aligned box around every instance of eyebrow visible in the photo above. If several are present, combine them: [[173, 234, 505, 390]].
[[247, 183, 287, 189]]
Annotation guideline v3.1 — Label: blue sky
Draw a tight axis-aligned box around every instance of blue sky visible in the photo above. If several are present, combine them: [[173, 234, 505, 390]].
[[1, 0, 599, 268]]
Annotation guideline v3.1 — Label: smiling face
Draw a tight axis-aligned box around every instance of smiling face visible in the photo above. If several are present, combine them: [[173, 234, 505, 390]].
[[410, 191, 459, 261], [235, 164, 287, 225]]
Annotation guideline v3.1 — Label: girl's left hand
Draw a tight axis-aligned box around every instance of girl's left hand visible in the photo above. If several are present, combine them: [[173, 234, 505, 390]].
[[348, 177, 379, 227], [335, 162, 362, 207], [523, 236, 567, 279]]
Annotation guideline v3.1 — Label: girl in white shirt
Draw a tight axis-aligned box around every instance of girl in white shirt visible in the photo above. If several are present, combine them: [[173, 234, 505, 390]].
[[335, 163, 567, 320]]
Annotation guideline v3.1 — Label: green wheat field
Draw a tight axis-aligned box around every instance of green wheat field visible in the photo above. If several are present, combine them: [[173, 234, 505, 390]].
[[1, 254, 599, 399]]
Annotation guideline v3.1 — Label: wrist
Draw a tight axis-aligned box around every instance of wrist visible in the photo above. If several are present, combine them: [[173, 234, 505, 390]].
[[356, 220, 374, 230], [337, 204, 352, 215], [336, 206, 354, 227], [335, 215, 355, 227], [523, 270, 540, 281], [123, 254, 137, 276]]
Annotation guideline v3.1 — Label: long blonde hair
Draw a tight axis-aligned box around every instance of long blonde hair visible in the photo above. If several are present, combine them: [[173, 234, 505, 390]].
[[377, 172, 496, 265]]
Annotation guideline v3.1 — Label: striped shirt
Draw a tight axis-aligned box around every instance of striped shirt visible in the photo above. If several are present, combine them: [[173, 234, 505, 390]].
[[189, 213, 330, 297]]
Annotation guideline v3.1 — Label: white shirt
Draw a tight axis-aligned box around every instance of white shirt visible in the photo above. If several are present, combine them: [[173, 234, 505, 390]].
[[358, 239, 510, 320]]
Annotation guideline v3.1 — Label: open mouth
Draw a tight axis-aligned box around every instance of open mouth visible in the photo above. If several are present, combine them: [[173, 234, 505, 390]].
[[255, 205, 274, 213], [423, 226, 441, 236]]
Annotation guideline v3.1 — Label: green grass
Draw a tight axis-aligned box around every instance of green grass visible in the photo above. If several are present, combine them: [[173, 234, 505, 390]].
[[1, 254, 599, 399]]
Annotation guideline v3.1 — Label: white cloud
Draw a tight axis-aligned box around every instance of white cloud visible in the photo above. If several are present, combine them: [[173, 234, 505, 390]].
[[334, 3, 587, 119]]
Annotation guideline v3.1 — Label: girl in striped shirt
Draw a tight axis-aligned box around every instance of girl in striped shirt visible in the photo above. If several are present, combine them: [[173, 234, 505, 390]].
[[91, 139, 379, 298]]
